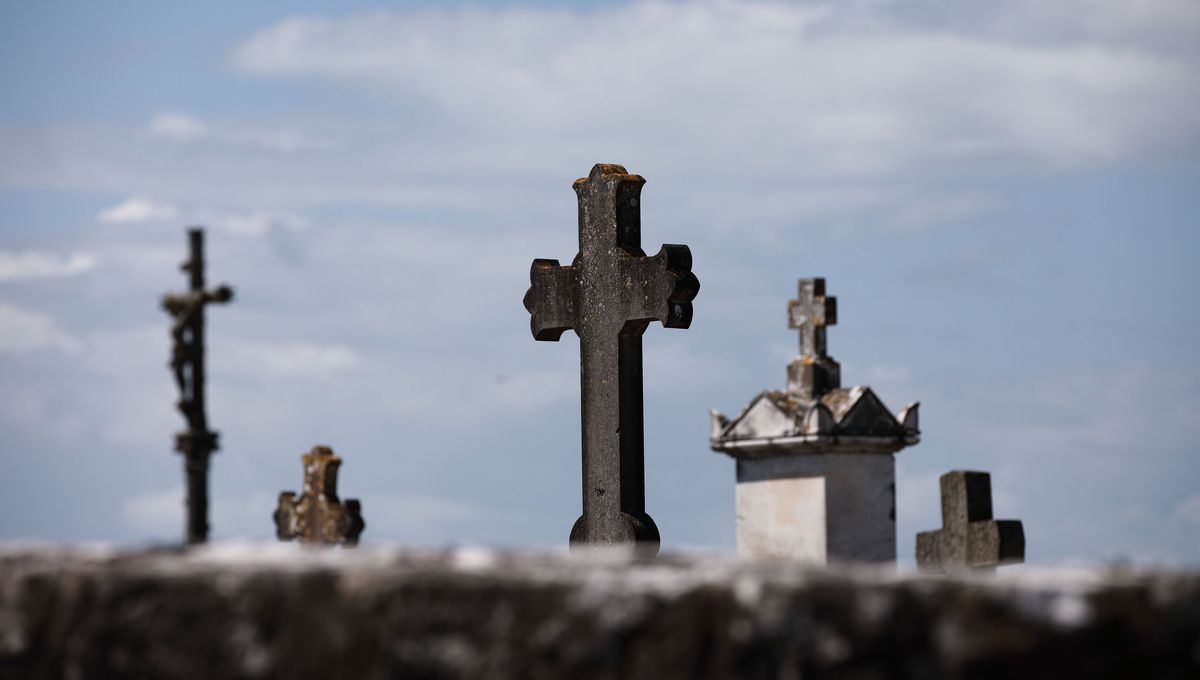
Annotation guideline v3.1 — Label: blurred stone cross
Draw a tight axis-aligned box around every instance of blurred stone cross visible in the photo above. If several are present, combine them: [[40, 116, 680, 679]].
[[787, 277, 840, 400], [161, 227, 233, 545], [274, 446, 365, 546], [916, 470, 1025, 572], [522, 163, 700, 553]]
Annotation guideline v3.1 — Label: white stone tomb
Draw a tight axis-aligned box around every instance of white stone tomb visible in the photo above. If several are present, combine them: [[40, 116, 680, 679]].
[[710, 278, 919, 563]]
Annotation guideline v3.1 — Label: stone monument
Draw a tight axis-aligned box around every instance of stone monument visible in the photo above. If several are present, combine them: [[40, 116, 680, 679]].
[[161, 227, 233, 545], [274, 446, 365, 546], [523, 163, 700, 553], [710, 278, 919, 562], [915, 469, 1024, 571]]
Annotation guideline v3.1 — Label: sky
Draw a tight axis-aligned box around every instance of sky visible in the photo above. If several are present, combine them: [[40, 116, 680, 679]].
[[1, 0, 1198, 566]]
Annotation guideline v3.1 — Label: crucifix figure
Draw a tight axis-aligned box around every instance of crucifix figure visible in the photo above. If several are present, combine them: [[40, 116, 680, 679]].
[[523, 163, 700, 553], [916, 470, 1025, 572], [787, 277, 840, 400], [161, 228, 233, 544], [274, 446, 365, 546]]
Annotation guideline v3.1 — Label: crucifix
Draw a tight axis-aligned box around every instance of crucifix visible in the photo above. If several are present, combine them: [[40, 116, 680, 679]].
[[787, 277, 840, 400], [916, 470, 1025, 572], [274, 446, 365, 546], [523, 163, 700, 553], [161, 228, 233, 545]]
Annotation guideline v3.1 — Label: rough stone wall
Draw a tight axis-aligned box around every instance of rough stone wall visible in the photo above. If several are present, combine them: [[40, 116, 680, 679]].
[[1, 545, 1197, 679]]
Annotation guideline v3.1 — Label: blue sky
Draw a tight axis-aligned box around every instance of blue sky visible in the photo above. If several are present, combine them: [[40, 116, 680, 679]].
[[1, 0, 1198, 565]]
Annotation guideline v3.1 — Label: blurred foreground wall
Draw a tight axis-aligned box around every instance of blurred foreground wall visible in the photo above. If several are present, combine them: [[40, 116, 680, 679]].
[[1, 546, 1197, 679]]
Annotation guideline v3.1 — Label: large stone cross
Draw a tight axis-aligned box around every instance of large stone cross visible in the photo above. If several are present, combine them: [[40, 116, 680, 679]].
[[274, 446, 365, 546], [916, 470, 1025, 572], [523, 163, 700, 552], [161, 228, 233, 544], [786, 278, 840, 399]]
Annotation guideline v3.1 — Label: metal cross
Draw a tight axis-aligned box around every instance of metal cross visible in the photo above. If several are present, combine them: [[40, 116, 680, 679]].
[[916, 470, 1025, 572], [786, 278, 840, 399], [274, 446, 365, 546], [523, 163, 700, 553], [161, 228, 233, 544]]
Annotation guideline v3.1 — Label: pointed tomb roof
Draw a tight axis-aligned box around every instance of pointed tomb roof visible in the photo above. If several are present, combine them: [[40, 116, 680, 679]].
[[710, 278, 919, 459]]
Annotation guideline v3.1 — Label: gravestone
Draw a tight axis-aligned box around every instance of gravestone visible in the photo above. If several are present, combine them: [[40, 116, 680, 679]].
[[523, 163, 700, 553], [711, 278, 919, 562], [916, 470, 1024, 571], [161, 227, 233, 544], [274, 446, 365, 546]]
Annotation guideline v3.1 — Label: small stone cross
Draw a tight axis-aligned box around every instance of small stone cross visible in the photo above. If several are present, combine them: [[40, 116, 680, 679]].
[[786, 278, 840, 399], [274, 446, 365, 546], [523, 163, 700, 553], [916, 470, 1024, 572], [161, 227, 233, 544]]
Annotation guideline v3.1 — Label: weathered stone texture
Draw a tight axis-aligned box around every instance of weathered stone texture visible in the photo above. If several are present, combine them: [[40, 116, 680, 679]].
[[1, 546, 1197, 679], [736, 453, 896, 562]]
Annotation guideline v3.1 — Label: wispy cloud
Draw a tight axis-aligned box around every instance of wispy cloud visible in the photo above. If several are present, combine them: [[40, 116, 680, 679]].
[[0, 303, 81, 353], [148, 112, 209, 142], [0, 251, 96, 282], [98, 197, 179, 223], [226, 340, 364, 379]]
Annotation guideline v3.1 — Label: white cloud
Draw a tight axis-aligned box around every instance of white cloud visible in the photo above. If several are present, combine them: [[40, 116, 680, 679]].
[[215, 210, 310, 237], [0, 251, 96, 282], [148, 112, 209, 142], [98, 197, 179, 223], [0, 303, 81, 353], [0, 1, 1193, 235], [233, 1, 1199, 171], [226, 340, 364, 379]]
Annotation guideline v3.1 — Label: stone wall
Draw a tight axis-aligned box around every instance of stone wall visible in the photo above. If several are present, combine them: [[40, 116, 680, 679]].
[[1, 545, 1197, 679]]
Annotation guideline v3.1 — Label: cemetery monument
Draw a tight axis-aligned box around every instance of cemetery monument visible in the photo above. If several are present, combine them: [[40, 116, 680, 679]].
[[710, 278, 919, 562], [274, 446, 365, 546], [160, 227, 234, 545], [915, 469, 1025, 571], [523, 163, 700, 553]]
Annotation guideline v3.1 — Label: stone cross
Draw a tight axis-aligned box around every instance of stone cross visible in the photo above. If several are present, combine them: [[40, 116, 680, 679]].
[[523, 163, 700, 553], [274, 446, 365, 546], [916, 470, 1025, 572], [786, 277, 840, 399], [161, 228, 233, 544]]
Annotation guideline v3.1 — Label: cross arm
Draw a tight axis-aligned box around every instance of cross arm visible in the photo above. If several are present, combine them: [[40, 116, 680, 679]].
[[161, 284, 234, 316], [523, 259, 578, 341], [621, 244, 700, 329]]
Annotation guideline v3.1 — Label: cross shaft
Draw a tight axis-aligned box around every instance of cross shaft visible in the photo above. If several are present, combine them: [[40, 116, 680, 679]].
[[524, 164, 699, 552]]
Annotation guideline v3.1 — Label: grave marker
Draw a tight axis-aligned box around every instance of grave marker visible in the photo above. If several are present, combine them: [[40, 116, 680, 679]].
[[161, 228, 233, 544], [523, 163, 700, 552], [274, 446, 365, 546], [711, 278, 919, 562], [916, 470, 1025, 571]]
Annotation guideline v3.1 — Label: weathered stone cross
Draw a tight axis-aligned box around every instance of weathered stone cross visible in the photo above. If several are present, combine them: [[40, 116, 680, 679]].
[[161, 228, 233, 544], [787, 277, 841, 399], [916, 470, 1025, 572], [274, 446, 365, 546], [523, 163, 700, 552]]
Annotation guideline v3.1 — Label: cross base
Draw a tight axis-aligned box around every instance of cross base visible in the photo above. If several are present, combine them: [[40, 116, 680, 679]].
[[787, 356, 841, 400], [916, 519, 1025, 572], [570, 510, 660, 552]]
